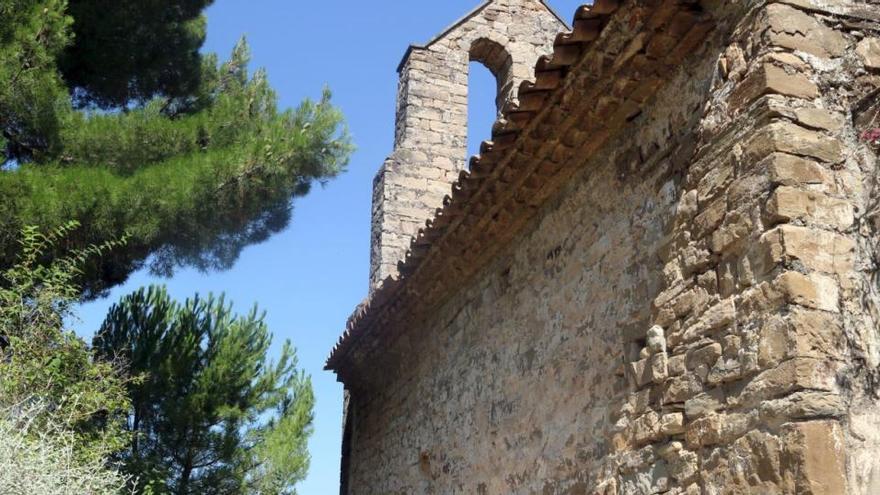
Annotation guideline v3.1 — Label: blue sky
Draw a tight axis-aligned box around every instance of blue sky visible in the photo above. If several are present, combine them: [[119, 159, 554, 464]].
[[73, 1, 586, 492]]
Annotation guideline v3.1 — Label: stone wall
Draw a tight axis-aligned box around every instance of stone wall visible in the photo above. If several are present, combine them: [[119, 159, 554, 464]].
[[342, 0, 880, 493], [614, 2, 880, 493], [349, 72, 689, 492], [369, 0, 566, 288]]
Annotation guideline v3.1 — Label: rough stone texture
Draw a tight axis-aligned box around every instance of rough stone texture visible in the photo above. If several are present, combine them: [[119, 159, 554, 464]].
[[353, 123, 675, 494], [335, 0, 880, 493], [369, 0, 566, 288]]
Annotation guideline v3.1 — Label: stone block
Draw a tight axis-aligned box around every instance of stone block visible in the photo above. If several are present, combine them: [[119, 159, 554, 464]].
[[663, 375, 703, 405], [793, 107, 845, 133], [696, 270, 718, 295], [686, 343, 722, 370], [741, 357, 837, 402], [650, 352, 669, 385], [775, 271, 840, 313], [679, 244, 713, 276], [767, 187, 854, 230], [681, 298, 736, 341], [697, 160, 733, 203], [670, 286, 711, 320], [685, 412, 751, 448], [629, 358, 652, 389], [668, 353, 687, 377], [768, 52, 808, 71], [760, 391, 845, 421], [765, 153, 832, 188], [763, 65, 819, 99], [731, 64, 818, 109], [660, 413, 685, 436], [684, 390, 724, 419], [710, 212, 753, 255], [632, 411, 662, 446], [746, 122, 843, 163], [758, 308, 844, 367], [857, 38, 880, 71], [782, 421, 847, 494], [693, 199, 726, 239], [759, 225, 855, 276], [706, 357, 743, 386], [764, 4, 847, 59]]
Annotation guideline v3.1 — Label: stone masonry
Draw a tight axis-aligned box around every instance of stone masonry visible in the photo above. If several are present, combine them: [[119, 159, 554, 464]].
[[332, 0, 880, 493], [369, 0, 566, 288]]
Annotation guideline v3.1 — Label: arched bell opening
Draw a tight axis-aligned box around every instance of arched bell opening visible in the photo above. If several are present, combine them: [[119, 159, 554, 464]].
[[467, 38, 514, 163], [469, 37, 515, 112]]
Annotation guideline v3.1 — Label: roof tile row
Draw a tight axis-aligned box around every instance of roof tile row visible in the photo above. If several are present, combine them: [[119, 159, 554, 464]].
[[327, 0, 714, 379]]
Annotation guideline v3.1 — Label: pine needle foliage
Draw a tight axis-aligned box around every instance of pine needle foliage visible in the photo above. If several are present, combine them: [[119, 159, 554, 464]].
[[94, 285, 315, 495], [1, 1, 353, 297], [60, 0, 214, 109], [0, 0, 72, 162]]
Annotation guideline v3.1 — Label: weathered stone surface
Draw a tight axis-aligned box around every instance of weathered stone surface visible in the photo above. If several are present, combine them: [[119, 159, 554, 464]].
[[758, 308, 844, 366], [731, 64, 819, 109], [629, 357, 652, 388], [775, 271, 840, 313], [663, 374, 703, 405], [747, 122, 843, 163], [761, 391, 846, 421], [783, 421, 847, 494], [767, 186, 854, 229], [857, 38, 880, 70], [660, 413, 685, 436], [765, 153, 832, 188], [680, 298, 736, 342], [650, 352, 669, 385], [760, 225, 855, 276], [701, 430, 785, 493], [686, 343, 722, 370], [685, 412, 751, 448], [794, 107, 845, 132], [684, 390, 724, 419], [668, 353, 687, 377], [741, 357, 838, 403], [764, 3, 847, 58]]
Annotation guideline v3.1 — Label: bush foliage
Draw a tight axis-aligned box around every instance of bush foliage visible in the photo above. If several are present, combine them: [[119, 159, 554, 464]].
[[0, 223, 132, 493]]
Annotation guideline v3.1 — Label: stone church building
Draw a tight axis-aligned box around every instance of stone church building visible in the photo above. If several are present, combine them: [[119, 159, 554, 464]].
[[327, 0, 880, 493]]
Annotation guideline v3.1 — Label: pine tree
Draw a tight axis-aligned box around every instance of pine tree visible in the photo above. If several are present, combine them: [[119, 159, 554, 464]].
[[60, 0, 215, 109], [94, 286, 315, 495], [0, 1, 353, 297]]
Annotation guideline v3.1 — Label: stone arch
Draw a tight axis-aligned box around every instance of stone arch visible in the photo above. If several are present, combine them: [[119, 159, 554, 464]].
[[370, 0, 567, 288], [468, 37, 514, 112]]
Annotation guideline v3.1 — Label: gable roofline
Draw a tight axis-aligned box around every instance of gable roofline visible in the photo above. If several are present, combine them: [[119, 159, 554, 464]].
[[327, 0, 719, 377], [397, 0, 571, 73]]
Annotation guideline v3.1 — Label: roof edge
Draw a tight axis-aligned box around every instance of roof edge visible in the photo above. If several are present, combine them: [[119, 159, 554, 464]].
[[328, 0, 720, 375]]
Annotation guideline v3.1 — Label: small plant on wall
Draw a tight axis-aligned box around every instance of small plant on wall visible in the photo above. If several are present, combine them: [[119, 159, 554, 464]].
[[860, 106, 880, 152], [861, 127, 880, 150]]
